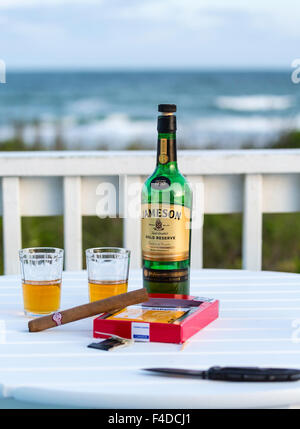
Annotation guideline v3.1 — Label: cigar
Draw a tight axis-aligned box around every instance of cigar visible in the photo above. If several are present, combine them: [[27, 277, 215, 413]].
[[28, 288, 149, 333]]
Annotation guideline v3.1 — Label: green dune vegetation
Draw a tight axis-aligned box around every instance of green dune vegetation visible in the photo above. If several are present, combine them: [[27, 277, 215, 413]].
[[1, 130, 300, 274]]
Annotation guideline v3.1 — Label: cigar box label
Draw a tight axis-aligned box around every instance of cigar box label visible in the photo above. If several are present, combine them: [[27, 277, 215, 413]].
[[131, 322, 150, 342], [52, 312, 62, 326], [107, 306, 187, 324]]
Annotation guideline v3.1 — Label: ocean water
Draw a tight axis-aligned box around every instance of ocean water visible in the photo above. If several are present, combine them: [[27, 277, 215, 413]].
[[0, 70, 298, 149]]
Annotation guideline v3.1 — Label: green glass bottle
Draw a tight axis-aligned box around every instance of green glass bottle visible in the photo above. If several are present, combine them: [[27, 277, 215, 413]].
[[141, 104, 192, 296]]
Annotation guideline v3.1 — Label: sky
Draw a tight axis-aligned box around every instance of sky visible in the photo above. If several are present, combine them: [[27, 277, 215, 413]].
[[0, 0, 299, 70]]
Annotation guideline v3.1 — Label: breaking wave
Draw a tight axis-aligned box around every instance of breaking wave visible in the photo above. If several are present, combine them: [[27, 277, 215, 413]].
[[1, 112, 299, 150], [215, 95, 293, 112]]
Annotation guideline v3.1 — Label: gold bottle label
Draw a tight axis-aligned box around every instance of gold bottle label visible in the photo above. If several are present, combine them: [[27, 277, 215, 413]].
[[158, 138, 169, 164], [141, 203, 191, 262], [143, 267, 189, 283]]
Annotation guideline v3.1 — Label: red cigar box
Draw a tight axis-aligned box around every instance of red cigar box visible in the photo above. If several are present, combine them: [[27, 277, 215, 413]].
[[93, 294, 219, 344]]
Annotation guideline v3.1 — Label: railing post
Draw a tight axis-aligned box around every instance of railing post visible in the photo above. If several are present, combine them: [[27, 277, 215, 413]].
[[188, 175, 204, 269], [243, 174, 263, 271], [63, 176, 82, 271], [2, 177, 22, 274], [120, 175, 142, 269]]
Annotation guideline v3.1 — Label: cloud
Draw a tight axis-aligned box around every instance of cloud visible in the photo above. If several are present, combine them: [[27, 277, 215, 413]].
[[0, 0, 101, 7], [0, 0, 299, 68]]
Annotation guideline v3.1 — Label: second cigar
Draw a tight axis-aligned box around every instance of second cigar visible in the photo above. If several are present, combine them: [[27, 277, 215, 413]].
[[28, 288, 149, 333]]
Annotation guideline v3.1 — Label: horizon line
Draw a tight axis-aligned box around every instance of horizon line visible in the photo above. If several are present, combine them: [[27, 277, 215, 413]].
[[6, 66, 291, 73]]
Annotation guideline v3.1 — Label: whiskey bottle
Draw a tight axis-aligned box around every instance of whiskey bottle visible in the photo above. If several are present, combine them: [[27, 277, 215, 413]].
[[141, 104, 192, 296]]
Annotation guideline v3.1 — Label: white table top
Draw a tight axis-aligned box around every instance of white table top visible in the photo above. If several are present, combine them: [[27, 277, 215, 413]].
[[1, 269, 300, 409]]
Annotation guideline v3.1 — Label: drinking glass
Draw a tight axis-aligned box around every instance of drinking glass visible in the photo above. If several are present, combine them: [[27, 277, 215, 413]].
[[86, 247, 130, 302], [19, 247, 64, 316]]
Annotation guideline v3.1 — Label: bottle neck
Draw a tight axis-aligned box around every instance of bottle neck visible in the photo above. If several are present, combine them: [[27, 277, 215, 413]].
[[156, 132, 177, 168]]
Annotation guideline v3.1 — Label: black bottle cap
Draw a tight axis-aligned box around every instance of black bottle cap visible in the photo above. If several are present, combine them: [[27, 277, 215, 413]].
[[158, 104, 177, 113]]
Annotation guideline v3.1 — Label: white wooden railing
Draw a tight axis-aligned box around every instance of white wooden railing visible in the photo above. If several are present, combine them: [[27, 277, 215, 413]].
[[1, 149, 300, 274]]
